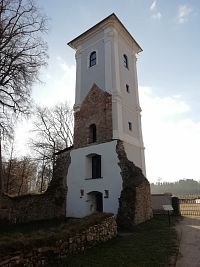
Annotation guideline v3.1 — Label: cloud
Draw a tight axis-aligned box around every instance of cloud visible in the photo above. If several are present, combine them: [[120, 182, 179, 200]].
[[139, 86, 200, 183], [178, 5, 192, 24], [152, 12, 162, 20], [14, 119, 33, 156], [15, 66, 200, 184], [150, 0, 157, 11], [15, 60, 76, 156], [33, 59, 76, 107], [150, 0, 162, 20]]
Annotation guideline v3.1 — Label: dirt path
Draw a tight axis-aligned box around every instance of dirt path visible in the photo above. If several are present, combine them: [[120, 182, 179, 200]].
[[176, 216, 200, 267]]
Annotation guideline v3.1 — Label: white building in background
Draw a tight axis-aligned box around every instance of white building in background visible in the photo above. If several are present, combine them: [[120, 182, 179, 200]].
[[65, 14, 150, 220]]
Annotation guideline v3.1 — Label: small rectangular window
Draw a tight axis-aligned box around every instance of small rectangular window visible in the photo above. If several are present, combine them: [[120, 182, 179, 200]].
[[90, 51, 96, 67], [128, 122, 132, 131], [92, 155, 101, 179], [126, 84, 130, 93], [80, 189, 84, 198], [104, 190, 109, 198], [123, 54, 128, 69]]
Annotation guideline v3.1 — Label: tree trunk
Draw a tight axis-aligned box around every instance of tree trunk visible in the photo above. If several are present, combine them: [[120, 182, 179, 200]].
[[0, 131, 4, 193], [40, 155, 46, 192], [6, 142, 14, 193], [18, 162, 26, 196]]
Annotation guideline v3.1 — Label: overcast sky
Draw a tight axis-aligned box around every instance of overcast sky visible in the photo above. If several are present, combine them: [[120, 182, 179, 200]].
[[16, 0, 200, 183]]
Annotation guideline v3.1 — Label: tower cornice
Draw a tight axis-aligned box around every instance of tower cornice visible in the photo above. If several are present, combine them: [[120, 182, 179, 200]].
[[68, 13, 142, 54]]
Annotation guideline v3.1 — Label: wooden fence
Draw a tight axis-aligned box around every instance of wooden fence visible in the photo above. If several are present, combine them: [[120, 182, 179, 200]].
[[179, 198, 200, 216]]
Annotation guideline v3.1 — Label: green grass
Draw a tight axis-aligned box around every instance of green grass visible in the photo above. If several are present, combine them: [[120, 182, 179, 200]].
[[56, 215, 179, 267]]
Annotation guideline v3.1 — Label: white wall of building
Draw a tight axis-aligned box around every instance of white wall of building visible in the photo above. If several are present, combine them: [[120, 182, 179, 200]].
[[66, 15, 149, 219], [66, 140, 122, 218], [123, 142, 146, 176], [75, 31, 105, 108], [113, 30, 146, 175], [116, 33, 142, 142], [73, 23, 146, 175]]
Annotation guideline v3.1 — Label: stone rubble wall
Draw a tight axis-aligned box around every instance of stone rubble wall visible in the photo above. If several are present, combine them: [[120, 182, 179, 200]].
[[116, 140, 153, 229], [0, 151, 71, 224], [134, 180, 153, 225], [0, 215, 117, 267]]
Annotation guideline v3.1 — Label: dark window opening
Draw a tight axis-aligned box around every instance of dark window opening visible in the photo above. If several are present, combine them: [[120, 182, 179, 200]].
[[96, 192, 103, 212], [104, 190, 109, 198], [92, 155, 101, 179], [128, 122, 132, 131], [80, 189, 84, 198], [89, 124, 97, 143], [123, 54, 128, 69], [126, 84, 130, 93], [90, 51, 96, 67]]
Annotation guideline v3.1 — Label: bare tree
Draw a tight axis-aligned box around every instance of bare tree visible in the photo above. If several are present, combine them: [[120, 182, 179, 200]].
[[0, 0, 48, 117], [31, 102, 73, 157], [3, 156, 37, 195], [36, 157, 52, 192], [30, 102, 73, 188], [4, 137, 14, 192], [0, 0, 48, 192], [0, 130, 3, 192], [0, 114, 15, 192]]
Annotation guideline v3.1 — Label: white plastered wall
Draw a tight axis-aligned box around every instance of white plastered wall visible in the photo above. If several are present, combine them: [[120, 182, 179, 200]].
[[123, 142, 146, 176], [75, 31, 105, 108], [112, 32, 146, 175], [73, 23, 146, 177], [66, 140, 122, 218]]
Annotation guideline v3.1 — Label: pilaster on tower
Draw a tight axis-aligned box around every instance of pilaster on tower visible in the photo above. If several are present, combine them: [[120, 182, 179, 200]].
[[68, 13, 146, 175]]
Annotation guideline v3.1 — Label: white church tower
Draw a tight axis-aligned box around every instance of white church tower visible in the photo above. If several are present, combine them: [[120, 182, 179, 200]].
[[66, 14, 152, 226], [68, 13, 145, 174]]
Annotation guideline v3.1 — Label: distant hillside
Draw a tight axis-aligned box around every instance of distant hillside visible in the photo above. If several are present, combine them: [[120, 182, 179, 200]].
[[151, 179, 200, 197]]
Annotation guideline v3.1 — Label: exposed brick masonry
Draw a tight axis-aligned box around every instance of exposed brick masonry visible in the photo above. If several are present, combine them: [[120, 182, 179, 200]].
[[74, 84, 113, 149]]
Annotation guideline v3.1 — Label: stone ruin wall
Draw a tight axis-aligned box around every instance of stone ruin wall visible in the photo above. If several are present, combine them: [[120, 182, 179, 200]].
[[116, 140, 153, 229], [0, 139, 153, 228], [0, 151, 71, 224], [0, 93, 152, 228], [0, 215, 117, 267], [134, 180, 153, 225]]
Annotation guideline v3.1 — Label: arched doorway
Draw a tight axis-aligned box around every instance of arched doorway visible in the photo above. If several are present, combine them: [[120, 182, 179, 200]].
[[87, 191, 103, 213]]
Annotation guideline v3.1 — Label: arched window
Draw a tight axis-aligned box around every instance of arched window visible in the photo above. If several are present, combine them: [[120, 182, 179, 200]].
[[89, 51, 96, 67], [89, 124, 97, 143], [123, 54, 128, 69]]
